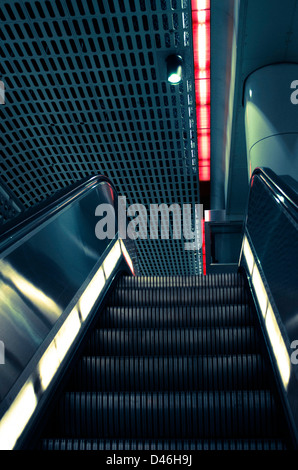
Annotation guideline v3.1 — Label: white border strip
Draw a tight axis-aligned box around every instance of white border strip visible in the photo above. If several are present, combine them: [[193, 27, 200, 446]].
[[0, 240, 123, 450], [242, 235, 291, 391]]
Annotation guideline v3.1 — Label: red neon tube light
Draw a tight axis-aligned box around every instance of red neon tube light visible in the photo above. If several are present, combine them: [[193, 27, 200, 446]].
[[192, 0, 210, 274], [191, 0, 210, 182]]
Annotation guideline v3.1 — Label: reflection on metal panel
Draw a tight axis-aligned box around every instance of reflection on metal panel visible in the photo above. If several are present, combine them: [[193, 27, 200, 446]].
[[0, 238, 124, 450], [246, 174, 298, 342], [0, 181, 115, 403], [240, 168, 298, 445], [0, 177, 134, 449]]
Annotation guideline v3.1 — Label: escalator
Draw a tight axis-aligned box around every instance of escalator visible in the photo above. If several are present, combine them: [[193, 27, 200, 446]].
[[39, 273, 291, 450], [0, 168, 297, 451]]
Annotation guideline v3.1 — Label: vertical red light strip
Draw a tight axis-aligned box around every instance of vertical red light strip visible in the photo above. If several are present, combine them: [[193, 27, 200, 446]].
[[192, 0, 210, 274], [192, 0, 210, 181]]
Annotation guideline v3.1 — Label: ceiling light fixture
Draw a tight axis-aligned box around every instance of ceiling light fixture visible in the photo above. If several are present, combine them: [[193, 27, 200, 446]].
[[166, 55, 183, 85]]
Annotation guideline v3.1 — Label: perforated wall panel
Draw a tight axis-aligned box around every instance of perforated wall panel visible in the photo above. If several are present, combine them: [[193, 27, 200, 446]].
[[0, 0, 202, 275]]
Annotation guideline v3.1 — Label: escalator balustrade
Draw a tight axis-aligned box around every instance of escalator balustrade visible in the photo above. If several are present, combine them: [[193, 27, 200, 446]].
[[39, 273, 290, 450]]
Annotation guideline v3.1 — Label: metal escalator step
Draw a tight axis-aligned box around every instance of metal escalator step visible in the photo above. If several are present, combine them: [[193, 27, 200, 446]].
[[107, 286, 249, 306], [116, 273, 245, 288], [41, 437, 287, 451], [98, 305, 254, 328], [67, 355, 270, 392], [85, 327, 260, 356], [52, 390, 279, 439], [37, 275, 290, 450]]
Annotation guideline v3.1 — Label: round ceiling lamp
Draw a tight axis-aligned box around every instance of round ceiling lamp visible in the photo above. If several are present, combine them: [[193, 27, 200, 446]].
[[166, 55, 183, 85]]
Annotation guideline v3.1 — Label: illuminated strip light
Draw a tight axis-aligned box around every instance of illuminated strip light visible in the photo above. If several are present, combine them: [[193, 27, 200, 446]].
[[0, 240, 123, 450], [192, 0, 210, 182], [242, 235, 291, 390], [103, 241, 122, 279], [39, 242, 122, 391], [79, 268, 106, 322], [120, 239, 135, 276], [0, 381, 37, 451]]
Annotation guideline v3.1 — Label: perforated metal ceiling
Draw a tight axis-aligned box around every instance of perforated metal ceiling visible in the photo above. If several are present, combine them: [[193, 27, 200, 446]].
[[0, 0, 203, 275]]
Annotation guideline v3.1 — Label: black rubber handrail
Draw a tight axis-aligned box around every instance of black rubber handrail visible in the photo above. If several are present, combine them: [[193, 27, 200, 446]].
[[243, 167, 298, 448], [0, 174, 118, 249], [250, 167, 298, 217]]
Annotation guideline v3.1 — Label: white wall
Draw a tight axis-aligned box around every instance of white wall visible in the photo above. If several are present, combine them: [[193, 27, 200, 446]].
[[244, 63, 298, 181]]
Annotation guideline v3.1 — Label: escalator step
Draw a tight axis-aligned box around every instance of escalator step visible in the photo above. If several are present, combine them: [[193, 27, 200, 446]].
[[85, 327, 260, 356], [51, 390, 279, 439], [41, 438, 287, 451], [37, 274, 290, 450], [116, 273, 245, 288], [67, 355, 270, 392], [107, 287, 248, 306], [98, 305, 254, 328]]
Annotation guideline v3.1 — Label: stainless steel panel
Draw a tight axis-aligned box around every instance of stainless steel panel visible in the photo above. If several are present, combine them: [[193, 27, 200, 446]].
[[0, 180, 115, 402]]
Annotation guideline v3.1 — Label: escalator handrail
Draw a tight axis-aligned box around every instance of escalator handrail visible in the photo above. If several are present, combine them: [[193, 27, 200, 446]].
[[241, 167, 298, 446], [0, 173, 134, 449], [0, 174, 118, 249], [249, 167, 298, 218]]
